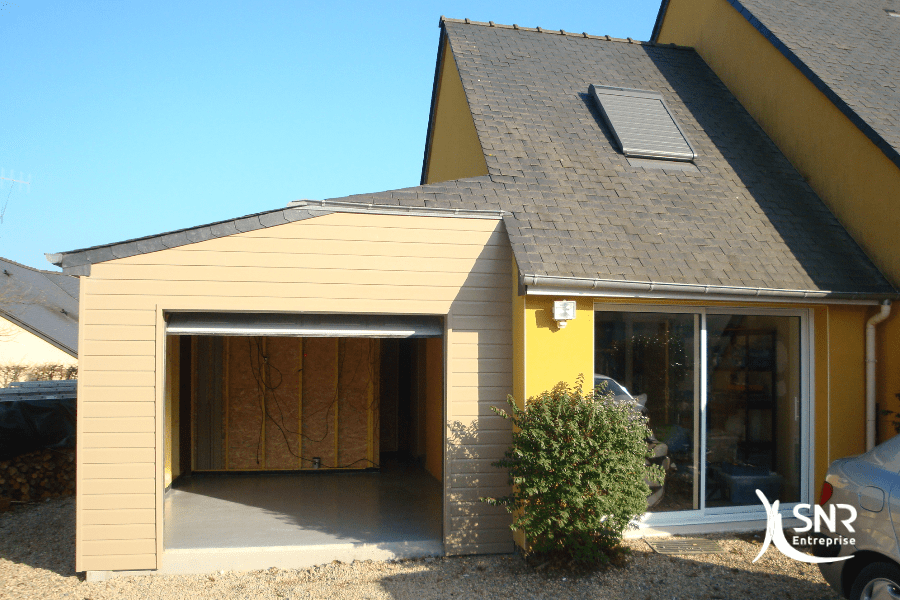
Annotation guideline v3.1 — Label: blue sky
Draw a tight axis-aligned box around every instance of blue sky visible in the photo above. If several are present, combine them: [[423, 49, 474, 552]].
[[1, 0, 660, 270]]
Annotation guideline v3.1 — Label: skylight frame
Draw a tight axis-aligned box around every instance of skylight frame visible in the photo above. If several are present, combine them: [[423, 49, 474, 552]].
[[589, 84, 697, 162]]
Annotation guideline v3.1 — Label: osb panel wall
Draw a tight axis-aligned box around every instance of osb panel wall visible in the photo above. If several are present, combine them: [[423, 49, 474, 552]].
[[194, 336, 378, 471], [338, 338, 376, 469], [225, 337, 264, 469], [301, 337, 339, 468], [264, 337, 301, 469]]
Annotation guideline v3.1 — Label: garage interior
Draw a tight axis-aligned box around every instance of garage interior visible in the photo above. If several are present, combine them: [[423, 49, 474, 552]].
[[160, 313, 445, 571]]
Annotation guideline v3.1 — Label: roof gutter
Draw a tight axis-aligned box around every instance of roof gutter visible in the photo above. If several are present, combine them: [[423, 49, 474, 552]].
[[520, 274, 900, 303]]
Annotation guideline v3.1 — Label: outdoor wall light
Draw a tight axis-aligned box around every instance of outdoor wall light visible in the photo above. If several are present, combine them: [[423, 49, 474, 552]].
[[553, 300, 576, 329]]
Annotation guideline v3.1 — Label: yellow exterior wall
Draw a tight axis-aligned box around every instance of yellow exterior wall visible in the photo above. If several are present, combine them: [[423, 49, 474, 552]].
[[423, 38, 488, 184], [523, 297, 594, 399], [511, 260, 525, 412], [822, 306, 868, 462], [76, 212, 513, 571], [657, 0, 900, 288]]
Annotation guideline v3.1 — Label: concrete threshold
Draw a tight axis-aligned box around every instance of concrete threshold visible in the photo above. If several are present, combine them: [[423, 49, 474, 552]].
[[160, 539, 444, 575], [150, 463, 443, 576], [625, 517, 802, 538], [85, 541, 443, 581]]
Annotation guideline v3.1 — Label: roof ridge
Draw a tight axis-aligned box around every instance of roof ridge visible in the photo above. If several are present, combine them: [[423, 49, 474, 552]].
[[439, 15, 694, 50], [0, 256, 78, 303]]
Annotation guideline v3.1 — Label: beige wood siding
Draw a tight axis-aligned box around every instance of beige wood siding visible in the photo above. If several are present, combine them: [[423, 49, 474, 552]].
[[76, 212, 513, 571]]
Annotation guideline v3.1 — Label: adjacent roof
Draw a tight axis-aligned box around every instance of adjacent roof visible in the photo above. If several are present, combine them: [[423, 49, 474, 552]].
[[48, 18, 898, 300], [0, 258, 79, 356], [653, 0, 900, 171]]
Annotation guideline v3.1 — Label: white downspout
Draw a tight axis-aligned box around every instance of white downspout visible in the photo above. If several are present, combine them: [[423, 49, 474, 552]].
[[866, 300, 892, 451]]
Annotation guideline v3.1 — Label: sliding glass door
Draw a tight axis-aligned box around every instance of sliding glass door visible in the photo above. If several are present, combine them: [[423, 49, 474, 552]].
[[705, 313, 802, 509], [594, 306, 808, 521], [594, 311, 698, 512]]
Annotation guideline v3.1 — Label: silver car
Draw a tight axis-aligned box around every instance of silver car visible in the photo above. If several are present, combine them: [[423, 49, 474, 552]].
[[817, 434, 900, 599]]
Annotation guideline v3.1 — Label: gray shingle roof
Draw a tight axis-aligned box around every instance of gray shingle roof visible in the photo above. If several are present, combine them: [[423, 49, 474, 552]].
[[654, 0, 900, 170], [49, 18, 897, 300], [433, 19, 893, 296], [0, 258, 79, 356]]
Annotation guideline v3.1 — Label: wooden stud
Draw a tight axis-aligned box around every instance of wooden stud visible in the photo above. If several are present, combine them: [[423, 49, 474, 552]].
[[224, 337, 230, 470], [261, 337, 267, 469], [374, 339, 381, 467], [298, 337, 304, 470], [191, 336, 198, 472], [367, 339, 375, 466], [334, 338, 340, 468]]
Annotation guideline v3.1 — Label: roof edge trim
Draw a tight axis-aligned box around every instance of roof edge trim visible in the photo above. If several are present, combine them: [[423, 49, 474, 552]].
[[521, 274, 900, 302], [420, 20, 449, 185], [650, 0, 672, 44], [50, 199, 507, 273], [288, 199, 507, 220]]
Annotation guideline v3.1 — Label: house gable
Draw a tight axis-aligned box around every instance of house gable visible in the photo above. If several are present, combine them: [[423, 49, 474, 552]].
[[421, 35, 488, 184], [654, 0, 900, 287]]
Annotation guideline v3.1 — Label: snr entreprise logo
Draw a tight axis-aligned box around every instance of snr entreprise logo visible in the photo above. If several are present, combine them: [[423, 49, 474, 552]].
[[753, 489, 857, 564]]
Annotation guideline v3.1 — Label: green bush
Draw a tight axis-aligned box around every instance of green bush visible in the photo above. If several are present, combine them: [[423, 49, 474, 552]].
[[483, 376, 662, 566]]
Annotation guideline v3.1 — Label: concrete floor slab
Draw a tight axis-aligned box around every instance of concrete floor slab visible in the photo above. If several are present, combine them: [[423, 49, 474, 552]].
[[161, 463, 442, 573]]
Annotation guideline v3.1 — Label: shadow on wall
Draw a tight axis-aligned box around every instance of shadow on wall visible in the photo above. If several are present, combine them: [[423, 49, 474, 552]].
[[443, 230, 516, 549]]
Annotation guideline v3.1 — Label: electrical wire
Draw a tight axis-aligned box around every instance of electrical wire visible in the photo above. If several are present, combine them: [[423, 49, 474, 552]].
[[245, 336, 380, 470]]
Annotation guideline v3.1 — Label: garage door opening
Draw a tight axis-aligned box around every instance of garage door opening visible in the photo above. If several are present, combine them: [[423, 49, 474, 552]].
[[160, 315, 445, 572]]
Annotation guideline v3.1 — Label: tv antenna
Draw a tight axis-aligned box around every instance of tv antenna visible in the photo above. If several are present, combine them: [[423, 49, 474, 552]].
[[1, 176, 30, 225]]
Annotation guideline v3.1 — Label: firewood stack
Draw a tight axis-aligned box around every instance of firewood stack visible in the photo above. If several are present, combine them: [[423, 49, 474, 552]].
[[0, 448, 75, 506]]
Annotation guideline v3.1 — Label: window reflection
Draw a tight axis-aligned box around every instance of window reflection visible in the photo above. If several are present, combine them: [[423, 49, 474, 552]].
[[594, 309, 803, 514], [706, 315, 801, 506], [594, 312, 697, 512]]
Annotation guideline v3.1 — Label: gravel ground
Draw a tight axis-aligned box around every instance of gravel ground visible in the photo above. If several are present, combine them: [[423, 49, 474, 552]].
[[1, 496, 842, 600]]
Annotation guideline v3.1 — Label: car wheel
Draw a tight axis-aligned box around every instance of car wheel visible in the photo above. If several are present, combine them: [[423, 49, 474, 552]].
[[850, 562, 900, 600]]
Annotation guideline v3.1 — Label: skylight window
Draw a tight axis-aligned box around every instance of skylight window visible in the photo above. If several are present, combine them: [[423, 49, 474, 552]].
[[589, 84, 696, 162]]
